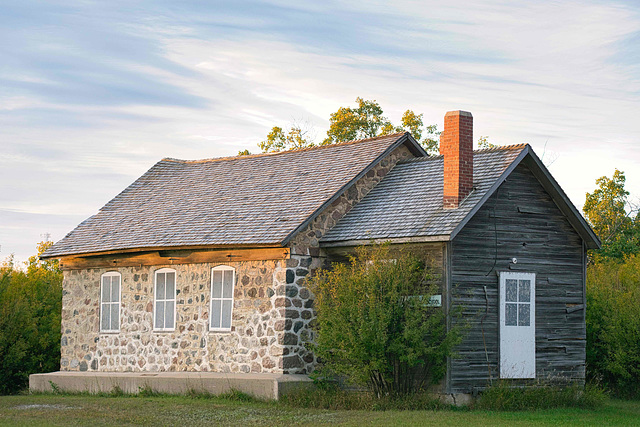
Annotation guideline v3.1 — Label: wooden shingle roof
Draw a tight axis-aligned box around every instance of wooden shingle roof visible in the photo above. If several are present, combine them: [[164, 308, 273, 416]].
[[320, 145, 527, 245], [43, 133, 423, 258]]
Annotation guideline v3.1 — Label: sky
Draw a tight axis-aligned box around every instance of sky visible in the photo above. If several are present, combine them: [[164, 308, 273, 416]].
[[1, 0, 640, 264]]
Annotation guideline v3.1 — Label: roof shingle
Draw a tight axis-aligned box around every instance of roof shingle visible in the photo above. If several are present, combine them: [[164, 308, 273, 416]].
[[320, 145, 527, 244]]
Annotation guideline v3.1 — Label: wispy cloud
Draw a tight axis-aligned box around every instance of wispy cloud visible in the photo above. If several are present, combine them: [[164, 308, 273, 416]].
[[1, 0, 640, 262]]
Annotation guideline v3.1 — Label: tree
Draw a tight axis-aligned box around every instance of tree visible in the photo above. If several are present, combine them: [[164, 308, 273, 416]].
[[254, 98, 442, 155], [308, 244, 463, 397], [583, 169, 640, 261], [0, 241, 62, 394], [477, 135, 497, 149], [586, 255, 640, 398], [259, 125, 315, 153]]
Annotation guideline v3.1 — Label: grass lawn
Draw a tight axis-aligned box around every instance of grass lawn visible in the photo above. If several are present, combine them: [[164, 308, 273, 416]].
[[0, 394, 638, 426]]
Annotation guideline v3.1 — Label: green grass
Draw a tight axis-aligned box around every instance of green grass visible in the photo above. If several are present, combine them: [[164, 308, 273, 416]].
[[0, 394, 639, 426]]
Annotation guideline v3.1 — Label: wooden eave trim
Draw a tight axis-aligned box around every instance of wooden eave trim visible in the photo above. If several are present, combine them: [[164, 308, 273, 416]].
[[42, 242, 284, 260], [58, 247, 290, 270], [280, 133, 426, 247], [320, 234, 450, 248]]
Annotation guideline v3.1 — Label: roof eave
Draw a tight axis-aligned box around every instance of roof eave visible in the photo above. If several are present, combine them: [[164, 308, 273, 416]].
[[320, 234, 450, 248], [40, 242, 286, 260]]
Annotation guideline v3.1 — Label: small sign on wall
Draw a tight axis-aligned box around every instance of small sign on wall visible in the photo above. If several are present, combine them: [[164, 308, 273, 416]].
[[402, 294, 442, 307], [428, 294, 442, 307]]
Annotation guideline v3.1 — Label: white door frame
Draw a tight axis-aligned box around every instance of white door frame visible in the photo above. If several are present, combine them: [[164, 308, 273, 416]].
[[499, 271, 536, 379]]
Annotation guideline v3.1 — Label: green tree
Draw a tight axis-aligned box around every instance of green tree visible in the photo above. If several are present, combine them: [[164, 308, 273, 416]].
[[308, 244, 463, 397], [583, 169, 640, 261], [258, 125, 315, 153], [255, 98, 441, 155], [0, 241, 62, 394], [586, 255, 640, 398], [477, 135, 497, 149]]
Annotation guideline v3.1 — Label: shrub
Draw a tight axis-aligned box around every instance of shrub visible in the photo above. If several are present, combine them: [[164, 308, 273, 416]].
[[586, 256, 640, 398], [308, 244, 463, 397]]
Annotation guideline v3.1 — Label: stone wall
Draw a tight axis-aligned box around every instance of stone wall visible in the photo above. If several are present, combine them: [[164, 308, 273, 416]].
[[61, 260, 293, 373]]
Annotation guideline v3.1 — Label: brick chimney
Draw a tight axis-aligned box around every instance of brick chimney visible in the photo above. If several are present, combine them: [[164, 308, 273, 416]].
[[440, 110, 473, 209]]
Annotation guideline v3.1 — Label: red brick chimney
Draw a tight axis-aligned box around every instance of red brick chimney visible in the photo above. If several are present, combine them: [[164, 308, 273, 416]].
[[440, 110, 473, 209]]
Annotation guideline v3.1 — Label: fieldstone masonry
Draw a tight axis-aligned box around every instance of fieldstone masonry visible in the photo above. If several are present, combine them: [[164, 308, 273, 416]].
[[60, 144, 414, 375]]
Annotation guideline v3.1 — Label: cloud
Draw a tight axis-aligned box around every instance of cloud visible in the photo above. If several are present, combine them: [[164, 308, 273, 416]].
[[1, 0, 640, 262]]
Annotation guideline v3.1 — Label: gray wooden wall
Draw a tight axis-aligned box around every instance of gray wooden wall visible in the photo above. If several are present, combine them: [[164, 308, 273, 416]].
[[449, 163, 586, 393]]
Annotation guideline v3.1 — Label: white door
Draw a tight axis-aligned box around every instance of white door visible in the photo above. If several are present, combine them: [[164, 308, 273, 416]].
[[499, 271, 535, 378]]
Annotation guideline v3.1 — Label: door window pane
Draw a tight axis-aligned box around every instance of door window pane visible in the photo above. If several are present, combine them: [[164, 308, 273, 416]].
[[506, 279, 518, 302], [519, 280, 531, 302], [505, 303, 517, 326], [518, 304, 531, 326]]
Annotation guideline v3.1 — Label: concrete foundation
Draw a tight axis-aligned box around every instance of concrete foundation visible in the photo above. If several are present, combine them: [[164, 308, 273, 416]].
[[29, 371, 313, 400]]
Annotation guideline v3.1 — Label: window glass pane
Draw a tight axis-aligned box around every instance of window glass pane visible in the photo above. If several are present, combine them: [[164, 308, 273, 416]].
[[221, 300, 232, 329], [155, 301, 165, 329], [111, 278, 120, 302], [110, 304, 119, 331], [505, 303, 517, 326], [165, 301, 175, 329], [223, 270, 233, 298], [506, 279, 518, 302], [518, 304, 531, 326], [212, 271, 223, 298], [211, 300, 221, 329], [166, 272, 175, 300], [156, 273, 165, 300], [101, 304, 110, 331], [519, 280, 531, 302], [102, 279, 110, 303]]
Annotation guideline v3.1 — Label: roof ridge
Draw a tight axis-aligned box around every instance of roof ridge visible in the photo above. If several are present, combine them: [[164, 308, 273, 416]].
[[163, 132, 409, 164], [474, 143, 529, 153], [398, 143, 528, 165]]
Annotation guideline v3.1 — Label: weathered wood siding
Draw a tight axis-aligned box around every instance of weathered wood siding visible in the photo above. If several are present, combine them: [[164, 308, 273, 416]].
[[325, 242, 445, 289], [449, 163, 585, 393]]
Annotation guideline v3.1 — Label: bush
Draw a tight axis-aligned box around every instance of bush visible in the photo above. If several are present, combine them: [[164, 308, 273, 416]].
[[586, 256, 640, 398], [308, 244, 463, 397], [0, 242, 62, 394], [474, 382, 607, 411]]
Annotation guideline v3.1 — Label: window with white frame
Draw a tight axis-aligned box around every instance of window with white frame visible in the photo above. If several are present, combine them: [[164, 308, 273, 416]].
[[100, 272, 121, 332], [210, 265, 235, 331], [154, 268, 176, 331]]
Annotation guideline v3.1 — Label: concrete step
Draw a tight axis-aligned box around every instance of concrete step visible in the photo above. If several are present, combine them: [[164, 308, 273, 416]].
[[29, 371, 313, 400]]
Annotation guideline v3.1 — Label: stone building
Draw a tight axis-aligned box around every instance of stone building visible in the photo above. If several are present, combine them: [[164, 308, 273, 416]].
[[36, 111, 599, 398]]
